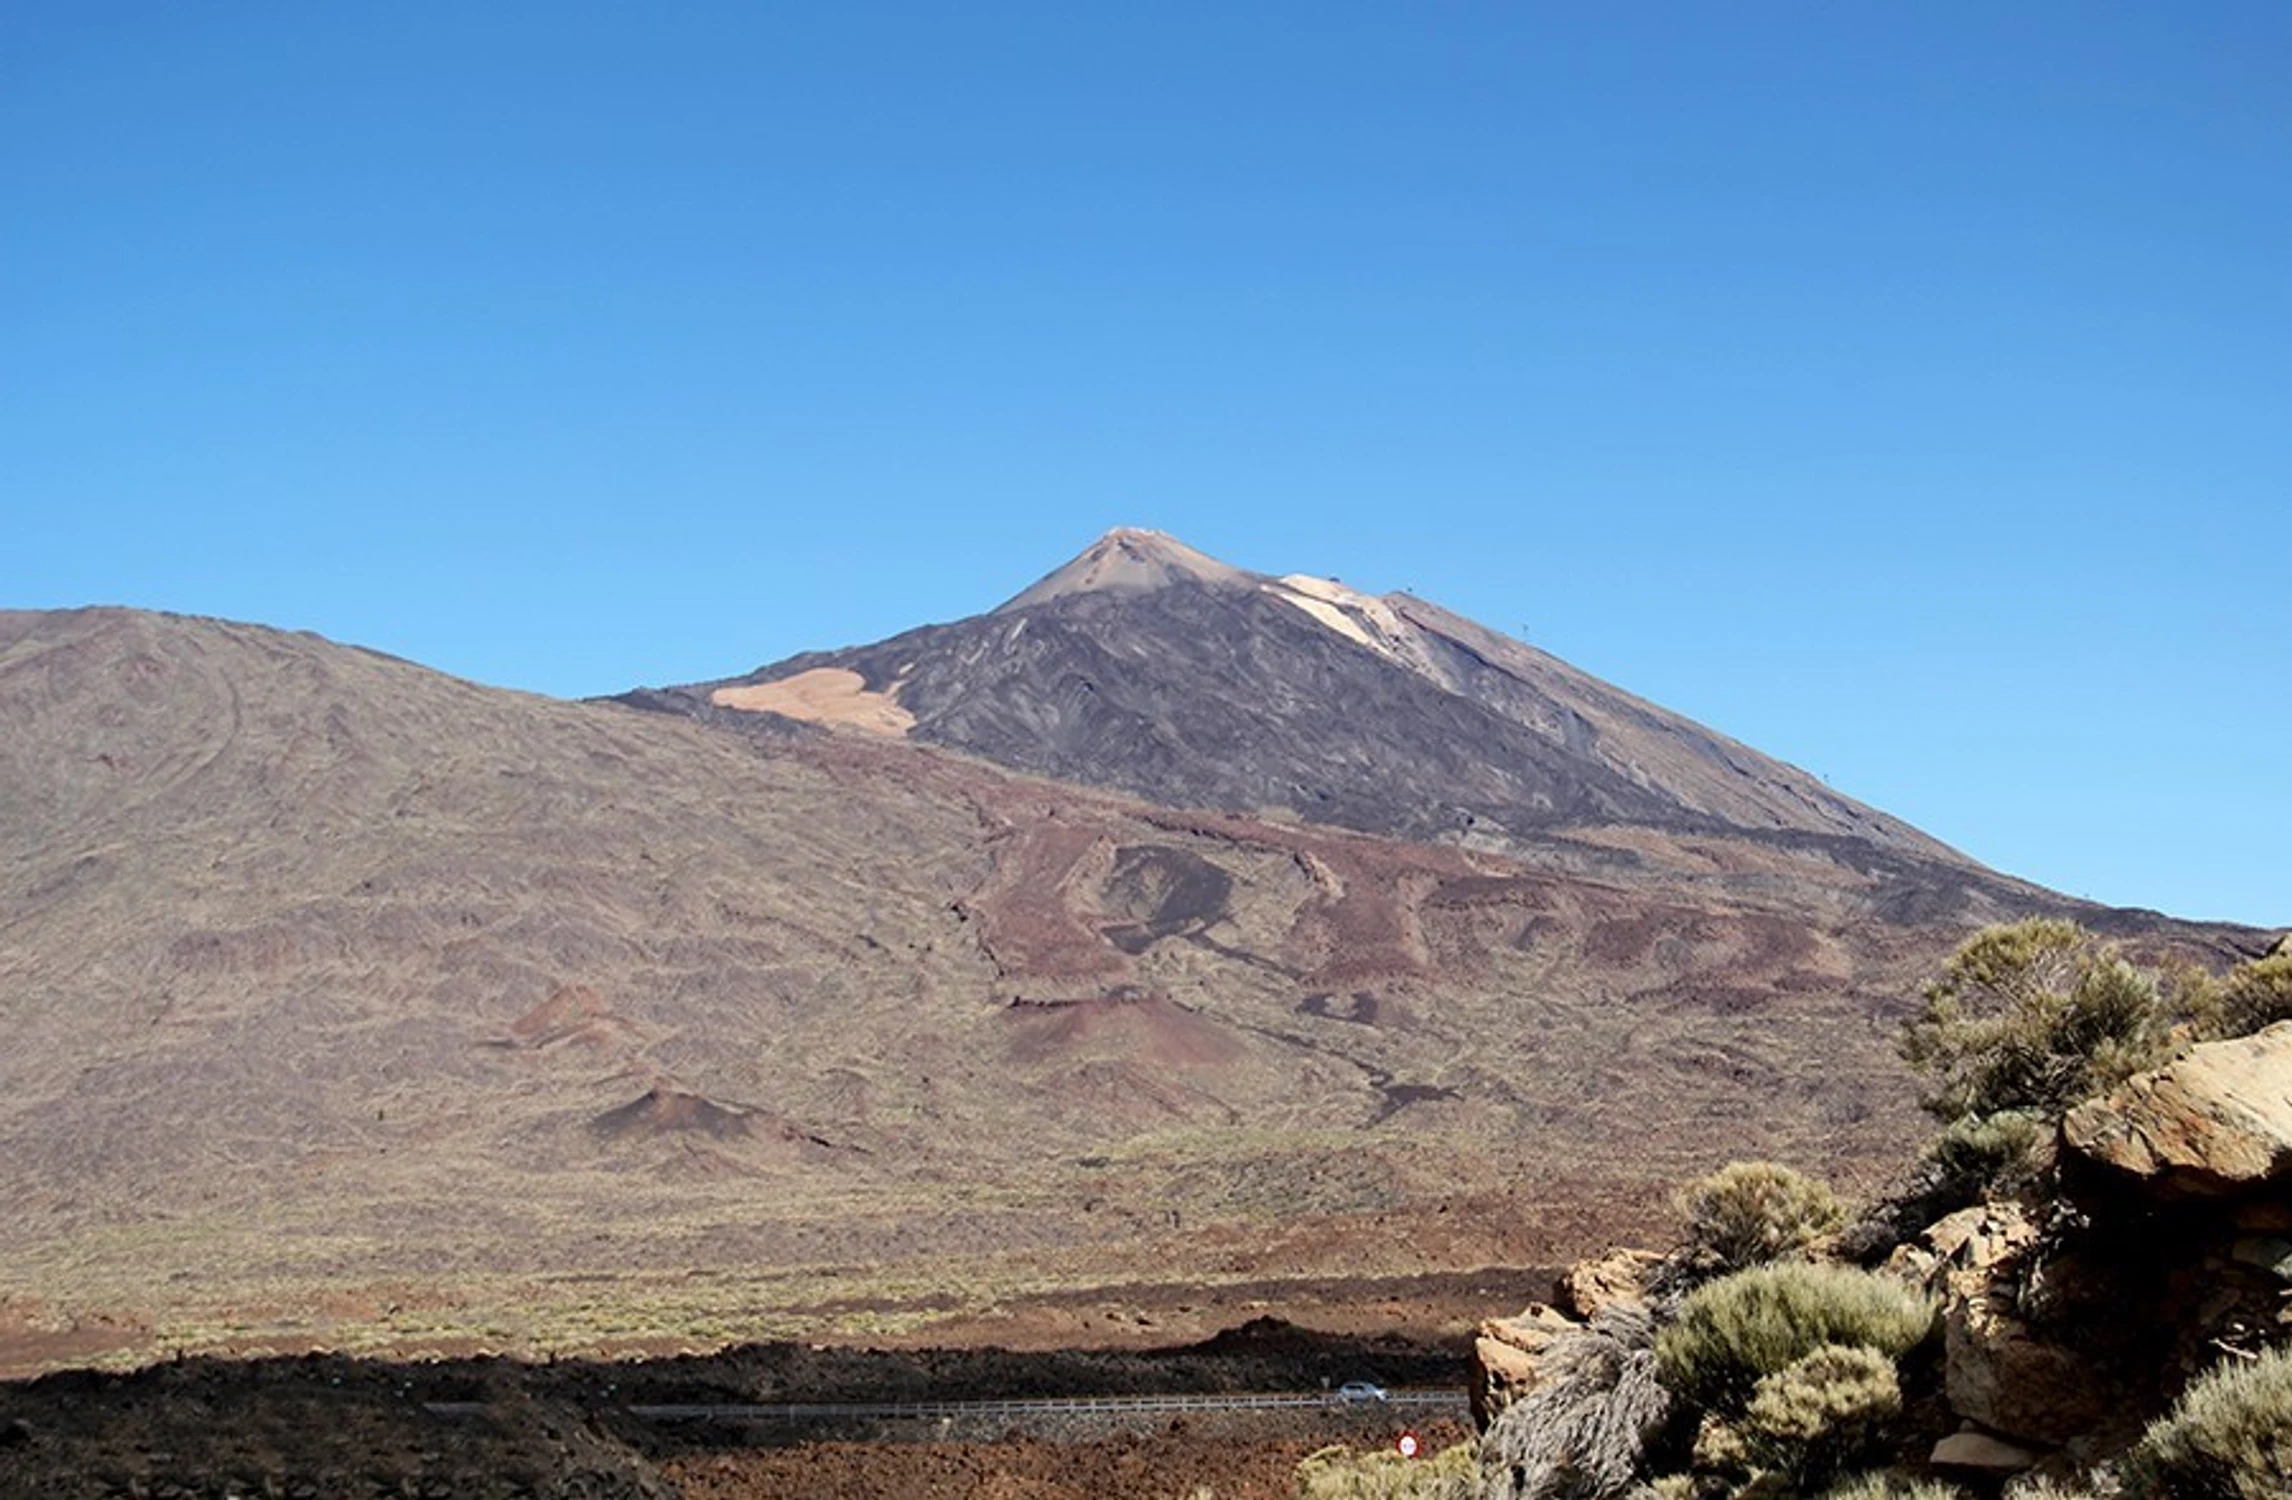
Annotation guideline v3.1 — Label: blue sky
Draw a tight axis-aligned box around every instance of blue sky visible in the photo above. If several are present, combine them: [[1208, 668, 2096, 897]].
[[5, 4, 2286, 927]]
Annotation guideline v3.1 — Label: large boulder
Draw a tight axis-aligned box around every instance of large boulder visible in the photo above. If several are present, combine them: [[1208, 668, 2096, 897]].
[[1471, 1302, 1577, 1430], [2064, 1022, 2292, 1196]]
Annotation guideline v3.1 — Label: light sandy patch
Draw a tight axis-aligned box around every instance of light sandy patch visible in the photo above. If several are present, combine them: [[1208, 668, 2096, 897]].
[[1276, 575, 1412, 638], [1265, 575, 1438, 675], [1268, 587, 1380, 651], [710, 668, 915, 737], [1273, 573, 1372, 610]]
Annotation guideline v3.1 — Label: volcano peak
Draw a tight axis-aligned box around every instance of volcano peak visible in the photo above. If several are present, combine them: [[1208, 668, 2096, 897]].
[[994, 527, 1257, 613]]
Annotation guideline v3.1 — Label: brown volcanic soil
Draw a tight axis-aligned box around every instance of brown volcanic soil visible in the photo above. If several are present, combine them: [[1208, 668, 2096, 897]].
[[663, 1419, 1477, 1500], [0, 1319, 1474, 1499], [0, 607, 2264, 1378]]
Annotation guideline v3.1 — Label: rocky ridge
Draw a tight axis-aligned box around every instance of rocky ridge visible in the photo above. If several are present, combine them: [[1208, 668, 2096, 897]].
[[1470, 1020, 2292, 1492]]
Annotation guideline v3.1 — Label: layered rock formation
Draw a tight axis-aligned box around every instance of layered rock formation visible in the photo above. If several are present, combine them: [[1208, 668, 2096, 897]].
[[2065, 1022, 2292, 1195]]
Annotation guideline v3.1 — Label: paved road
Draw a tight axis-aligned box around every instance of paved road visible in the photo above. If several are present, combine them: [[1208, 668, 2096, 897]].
[[426, 1389, 1466, 1423]]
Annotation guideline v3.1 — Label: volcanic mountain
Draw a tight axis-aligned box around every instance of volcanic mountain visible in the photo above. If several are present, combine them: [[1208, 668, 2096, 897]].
[[0, 540, 2265, 1375], [645, 528, 1986, 917]]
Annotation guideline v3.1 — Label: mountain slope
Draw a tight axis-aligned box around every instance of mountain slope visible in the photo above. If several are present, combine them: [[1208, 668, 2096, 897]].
[[0, 594, 2259, 1375], [664, 529, 1965, 880]]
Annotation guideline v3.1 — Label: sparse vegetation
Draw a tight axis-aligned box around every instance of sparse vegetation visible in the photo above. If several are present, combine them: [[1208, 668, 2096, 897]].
[[1653, 1263, 1934, 1416], [1815, 1475, 1964, 1500], [1496, 921, 2292, 1500], [1890, 1106, 2051, 1221], [2000, 1481, 2100, 1500], [2203, 950, 2292, 1041], [1678, 1161, 1845, 1276], [1295, 1439, 1478, 1499], [1486, 1164, 1938, 1498], [1922, 1107, 2045, 1190], [1649, 1309, 1921, 1496], [1898, 918, 2175, 1128], [1736, 1343, 1902, 1489], [1883, 919, 2292, 1219], [2120, 1344, 2292, 1499]]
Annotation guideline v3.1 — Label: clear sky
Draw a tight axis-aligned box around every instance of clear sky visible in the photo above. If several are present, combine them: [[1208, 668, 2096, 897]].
[[6, 4, 2287, 928]]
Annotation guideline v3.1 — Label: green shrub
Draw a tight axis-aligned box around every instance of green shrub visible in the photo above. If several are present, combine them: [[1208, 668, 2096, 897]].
[[1899, 919, 2172, 1125], [1904, 1108, 2048, 1213], [1677, 1346, 1902, 1496], [1926, 1109, 2044, 1182], [1687, 1411, 1754, 1475], [2208, 952, 2292, 1041], [2121, 1344, 2292, 1499], [1679, 1162, 1847, 1275], [1654, 1263, 1935, 1415], [1296, 1438, 1478, 1499], [1741, 1343, 1901, 1487], [1818, 1475, 1965, 1499]]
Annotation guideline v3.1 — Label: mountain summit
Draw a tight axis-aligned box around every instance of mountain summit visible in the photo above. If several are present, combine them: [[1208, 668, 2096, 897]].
[[662, 527, 1968, 893], [994, 526, 1253, 611]]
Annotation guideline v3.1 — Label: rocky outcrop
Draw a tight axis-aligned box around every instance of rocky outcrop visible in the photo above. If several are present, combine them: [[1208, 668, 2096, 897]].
[[1471, 1303, 1578, 1430], [1557, 1247, 1665, 1320], [1896, 1204, 2114, 1448], [1480, 1302, 1669, 1500], [2064, 1022, 2292, 1195], [1889, 1030, 2292, 1456], [1454, 1008, 2292, 1491], [1473, 1242, 1677, 1430]]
